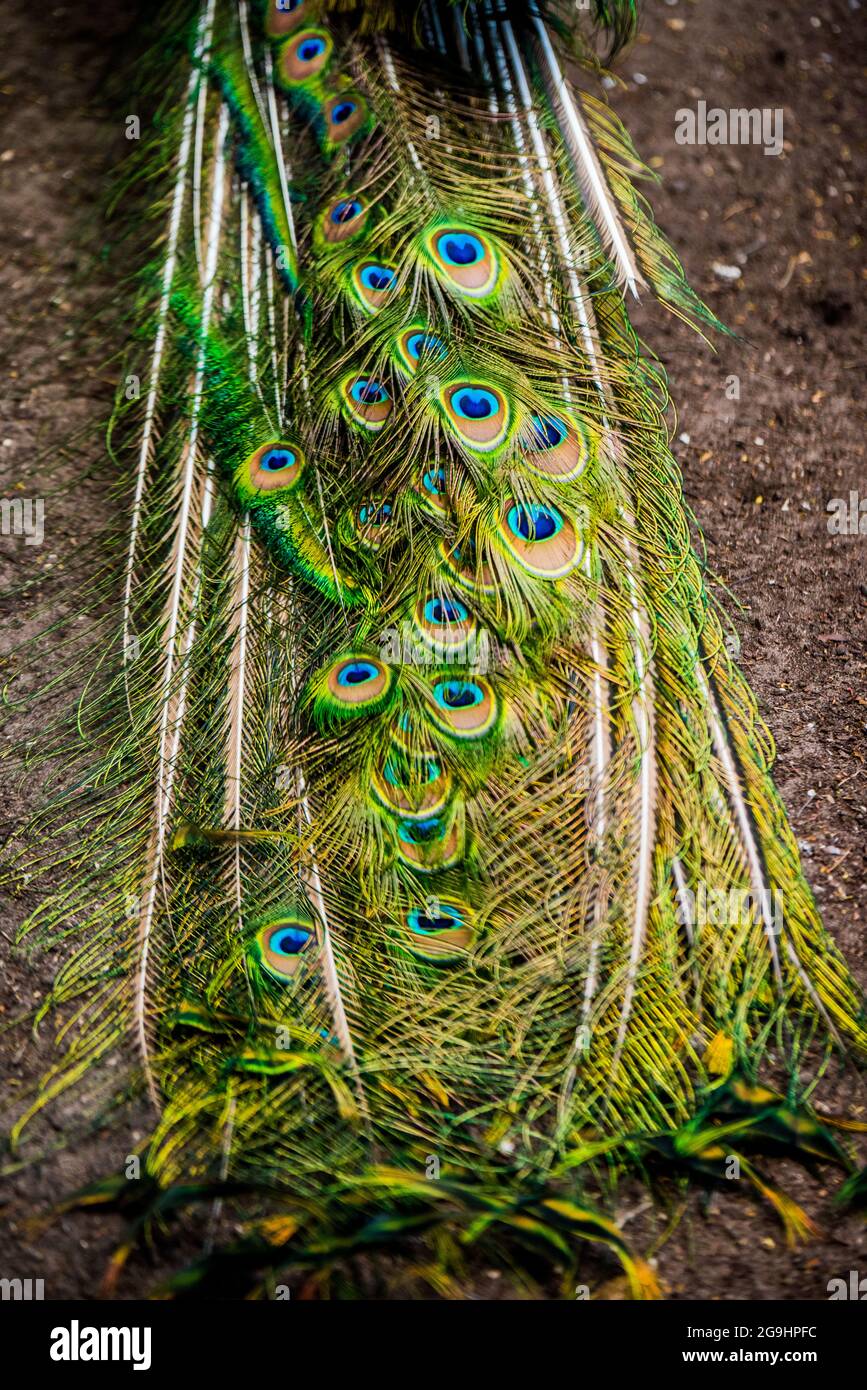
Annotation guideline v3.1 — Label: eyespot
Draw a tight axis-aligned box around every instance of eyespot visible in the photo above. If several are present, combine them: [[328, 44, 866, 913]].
[[408, 904, 462, 932], [394, 325, 447, 376], [240, 439, 305, 496], [394, 813, 462, 871], [358, 502, 392, 525], [403, 902, 473, 961], [277, 28, 333, 84], [360, 265, 395, 292], [272, 926, 310, 954], [414, 591, 475, 654], [262, 448, 296, 473], [441, 381, 511, 453], [423, 224, 501, 299], [453, 388, 498, 420], [399, 817, 444, 845], [337, 659, 381, 688], [529, 417, 566, 449], [436, 680, 484, 709], [430, 676, 498, 739], [414, 463, 450, 517], [250, 915, 315, 983], [519, 411, 593, 480], [298, 36, 326, 62], [319, 195, 369, 245], [507, 503, 563, 543], [351, 260, 399, 313], [407, 331, 445, 360], [354, 500, 393, 548], [424, 597, 469, 625], [341, 375, 392, 431], [499, 498, 581, 578], [351, 378, 388, 405], [323, 92, 368, 144], [309, 652, 395, 725], [333, 198, 362, 223], [437, 232, 485, 267], [372, 752, 450, 818], [265, 0, 310, 40]]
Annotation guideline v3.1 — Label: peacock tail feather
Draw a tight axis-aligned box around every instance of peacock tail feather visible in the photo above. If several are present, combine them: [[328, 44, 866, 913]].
[[6, 0, 865, 1296]]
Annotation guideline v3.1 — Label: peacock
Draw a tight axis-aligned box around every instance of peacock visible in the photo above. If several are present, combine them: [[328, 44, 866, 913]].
[[6, 0, 866, 1298]]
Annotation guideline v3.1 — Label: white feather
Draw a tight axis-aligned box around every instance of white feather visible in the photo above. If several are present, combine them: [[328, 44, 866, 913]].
[[529, 4, 645, 299], [134, 99, 230, 1107]]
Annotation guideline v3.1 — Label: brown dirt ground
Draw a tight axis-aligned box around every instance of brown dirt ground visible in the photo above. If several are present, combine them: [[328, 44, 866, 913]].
[[0, 0, 865, 1299]]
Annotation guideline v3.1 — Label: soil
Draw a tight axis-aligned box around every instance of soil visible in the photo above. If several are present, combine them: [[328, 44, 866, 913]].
[[0, 0, 865, 1299]]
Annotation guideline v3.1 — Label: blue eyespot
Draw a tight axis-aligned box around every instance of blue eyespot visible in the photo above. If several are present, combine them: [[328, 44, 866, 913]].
[[331, 100, 357, 125], [406, 330, 446, 362], [298, 37, 326, 62], [424, 597, 468, 626], [360, 264, 396, 292], [276, 0, 302, 12], [350, 378, 389, 405], [261, 447, 296, 472], [423, 466, 446, 494], [271, 926, 311, 956], [452, 388, 499, 421], [407, 905, 464, 935], [332, 198, 362, 224], [508, 503, 562, 543], [528, 415, 567, 450], [437, 232, 484, 267], [358, 502, 392, 525], [398, 817, 444, 845], [434, 680, 484, 710], [337, 660, 380, 687]]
